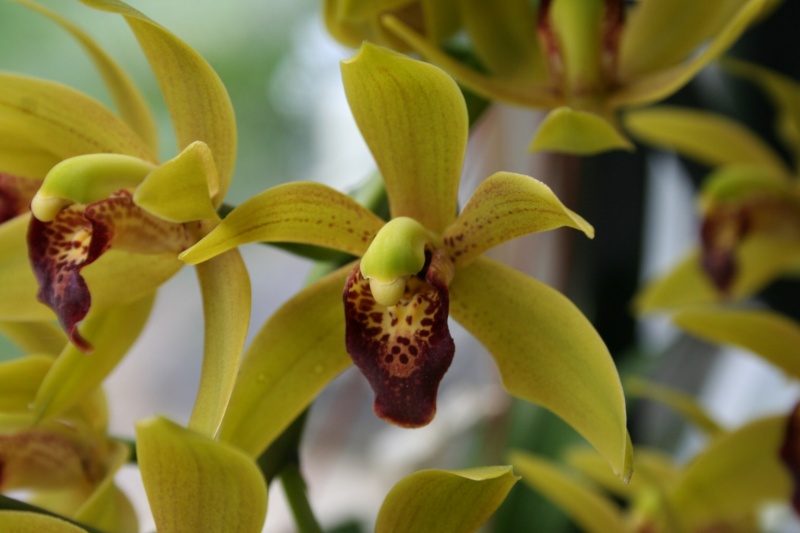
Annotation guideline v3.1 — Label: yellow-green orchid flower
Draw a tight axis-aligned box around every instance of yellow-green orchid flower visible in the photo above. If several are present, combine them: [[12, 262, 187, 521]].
[[383, 0, 772, 155], [181, 42, 631, 478]]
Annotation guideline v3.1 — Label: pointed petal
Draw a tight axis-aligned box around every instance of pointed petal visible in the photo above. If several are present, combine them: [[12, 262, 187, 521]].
[[344, 250, 455, 427], [0, 322, 65, 357], [673, 308, 800, 380], [137, 417, 267, 533], [180, 182, 385, 265], [134, 141, 219, 224], [530, 107, 634, 155], [450, 257, 631, 478], [17, 0, 157, 153], [0, 512, 87, 532], [80, 0, 237, 201], [341, 42, 466, 233], [219, 265, 353, 457], [508, 451, 626, 533], [624, 107, 790, 175], [376, 466, 518, 533], [33, 294, 154, 422], [188, 249, 250, 438], [444, 172, 593, 267], [0, 74, 155, 162]]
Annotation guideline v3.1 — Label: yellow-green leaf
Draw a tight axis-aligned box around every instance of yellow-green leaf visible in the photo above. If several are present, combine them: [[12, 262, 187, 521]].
[[375, 466, 519, 533], [137, 417, 267, 533], [529, 107, 634, 155], [341, 42, 466, 233], [219, 265, 353, 457], [0, 511, 87, 533], [444, 172, 593, 267], [450, 257, 632, 479]]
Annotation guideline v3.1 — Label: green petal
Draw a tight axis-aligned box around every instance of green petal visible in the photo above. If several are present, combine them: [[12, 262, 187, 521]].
[[180, 182, 384, 265], [0, 322, 67, 355], [134, 141, 219, 223], [33, 294, 154, 422], [529, 107, 634, 155], [0, 512, 87, 533], [449, 257, 631, 479], [668, 415, 791, 531], [137, 417, 268, 533], [81, 0, 237, 201], [624, 107, 790, 175], [188, 249, 250, 438], [16, 0, 157, 154], [634, 251, 719, 313], [341, 42, 466, 233], [673, 308, 800, 380], [509, 451, 626, 533], [612, 0, 768, 107], [375, 466, 518, 533], [219, 265, 353, 457], [0, 355, 53, 412], [444, 172, 593, 267], [0, 143, 60, 179], [0, 74, 155, 162]]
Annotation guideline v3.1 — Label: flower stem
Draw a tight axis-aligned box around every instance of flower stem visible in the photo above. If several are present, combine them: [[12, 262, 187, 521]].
[[279, 463, 323, 533]]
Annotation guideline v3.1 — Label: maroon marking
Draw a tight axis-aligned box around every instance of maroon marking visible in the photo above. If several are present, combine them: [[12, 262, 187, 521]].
[[0, 173, 42, 223]]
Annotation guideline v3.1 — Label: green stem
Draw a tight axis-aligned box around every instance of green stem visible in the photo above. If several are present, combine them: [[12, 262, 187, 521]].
[[0, 495, 110, 533], [279, 463, 324, 533]]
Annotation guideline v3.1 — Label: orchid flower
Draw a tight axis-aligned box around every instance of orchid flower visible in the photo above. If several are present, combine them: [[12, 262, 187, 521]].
[[381, 0, 773, 155], [0, 0, 249, 438], [181, 42, 631, 478]]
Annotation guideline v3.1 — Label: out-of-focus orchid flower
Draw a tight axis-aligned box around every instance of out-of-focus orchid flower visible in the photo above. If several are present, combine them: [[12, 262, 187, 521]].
[[383, 0, 773, 155], [182, 43, 631, 478]]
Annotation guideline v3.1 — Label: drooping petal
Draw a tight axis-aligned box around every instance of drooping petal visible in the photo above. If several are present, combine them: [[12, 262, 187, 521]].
[[218, 265, 353, 457], [624, 107, 790, 175], [444, 172, 593, 267], [673, 308, 800, 380], [0, 214, 54, 321], [180, 182, 385, 265], [375, 466, 519, 533], [32, 294, 153, 422], [508, 451, 626, 533], [341, 42, 466, 233], [188, 249, 250, 438], [529, 107, 634, 155], [0, 174, 41, 223], [137, 417, 267, 533], [81, 0, 237, 202], [0, 511, 88, 533], [344, 250, 455, 427], [449, 257, 631, 479]]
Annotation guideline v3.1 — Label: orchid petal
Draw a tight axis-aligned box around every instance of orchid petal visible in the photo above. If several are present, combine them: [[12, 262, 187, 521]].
[[450, 257, 631, 479], [0, 355, 53, 411], [137, 417, 267, 533], [0, 512, 87, 532], [81, 0, 237, 201], [509, 451, 626, 533], [530, 107, 633, 155], [612, 0, 768, 107], [180, 182, 384, 265], [0, 144, 59, 179], [33, 294, 154, 422], [375, 466, 518, 533], [668, 415, 790, 531], [0, 214, 55, 321], [0, 174, 40, 225], [16, 0, 157, 154], [219, 265, 352, 457], [444, 172, 593, 267], [420, 0, 462, 44], [341, 42, 466, 233], [0, 324, 64, 357], [624, 107, 790, 175], [0, 74, 155, 162], [673, 308, 800, 380], [634, 251, 719, 314], [188, 249, 250, 438]]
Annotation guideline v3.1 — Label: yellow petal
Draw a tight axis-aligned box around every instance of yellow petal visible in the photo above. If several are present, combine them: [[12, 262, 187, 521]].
[[0, 322, 66, 355], [341, 42, 466, 233], [218, 265, 353, 457], [188, 249, 251, 438], [15, 0, 158, 154], [81, 0, 237, 201], [450, 257, 631, 479], [624, 107, 790, 175], [0, 143, 60, 179], [180, 182, 384, 265], [134, 141, 219, 223], [375, 466, 519, 533], [33, 294, 154, 422], [0, 355, 53, 411], [137, 417, 268, 533], [673, 308, 800, 380], [529, 107, 634, 155], [0, 511, 87, 533], [509, 451, 626, 533], [444, 172, 593, 267]]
